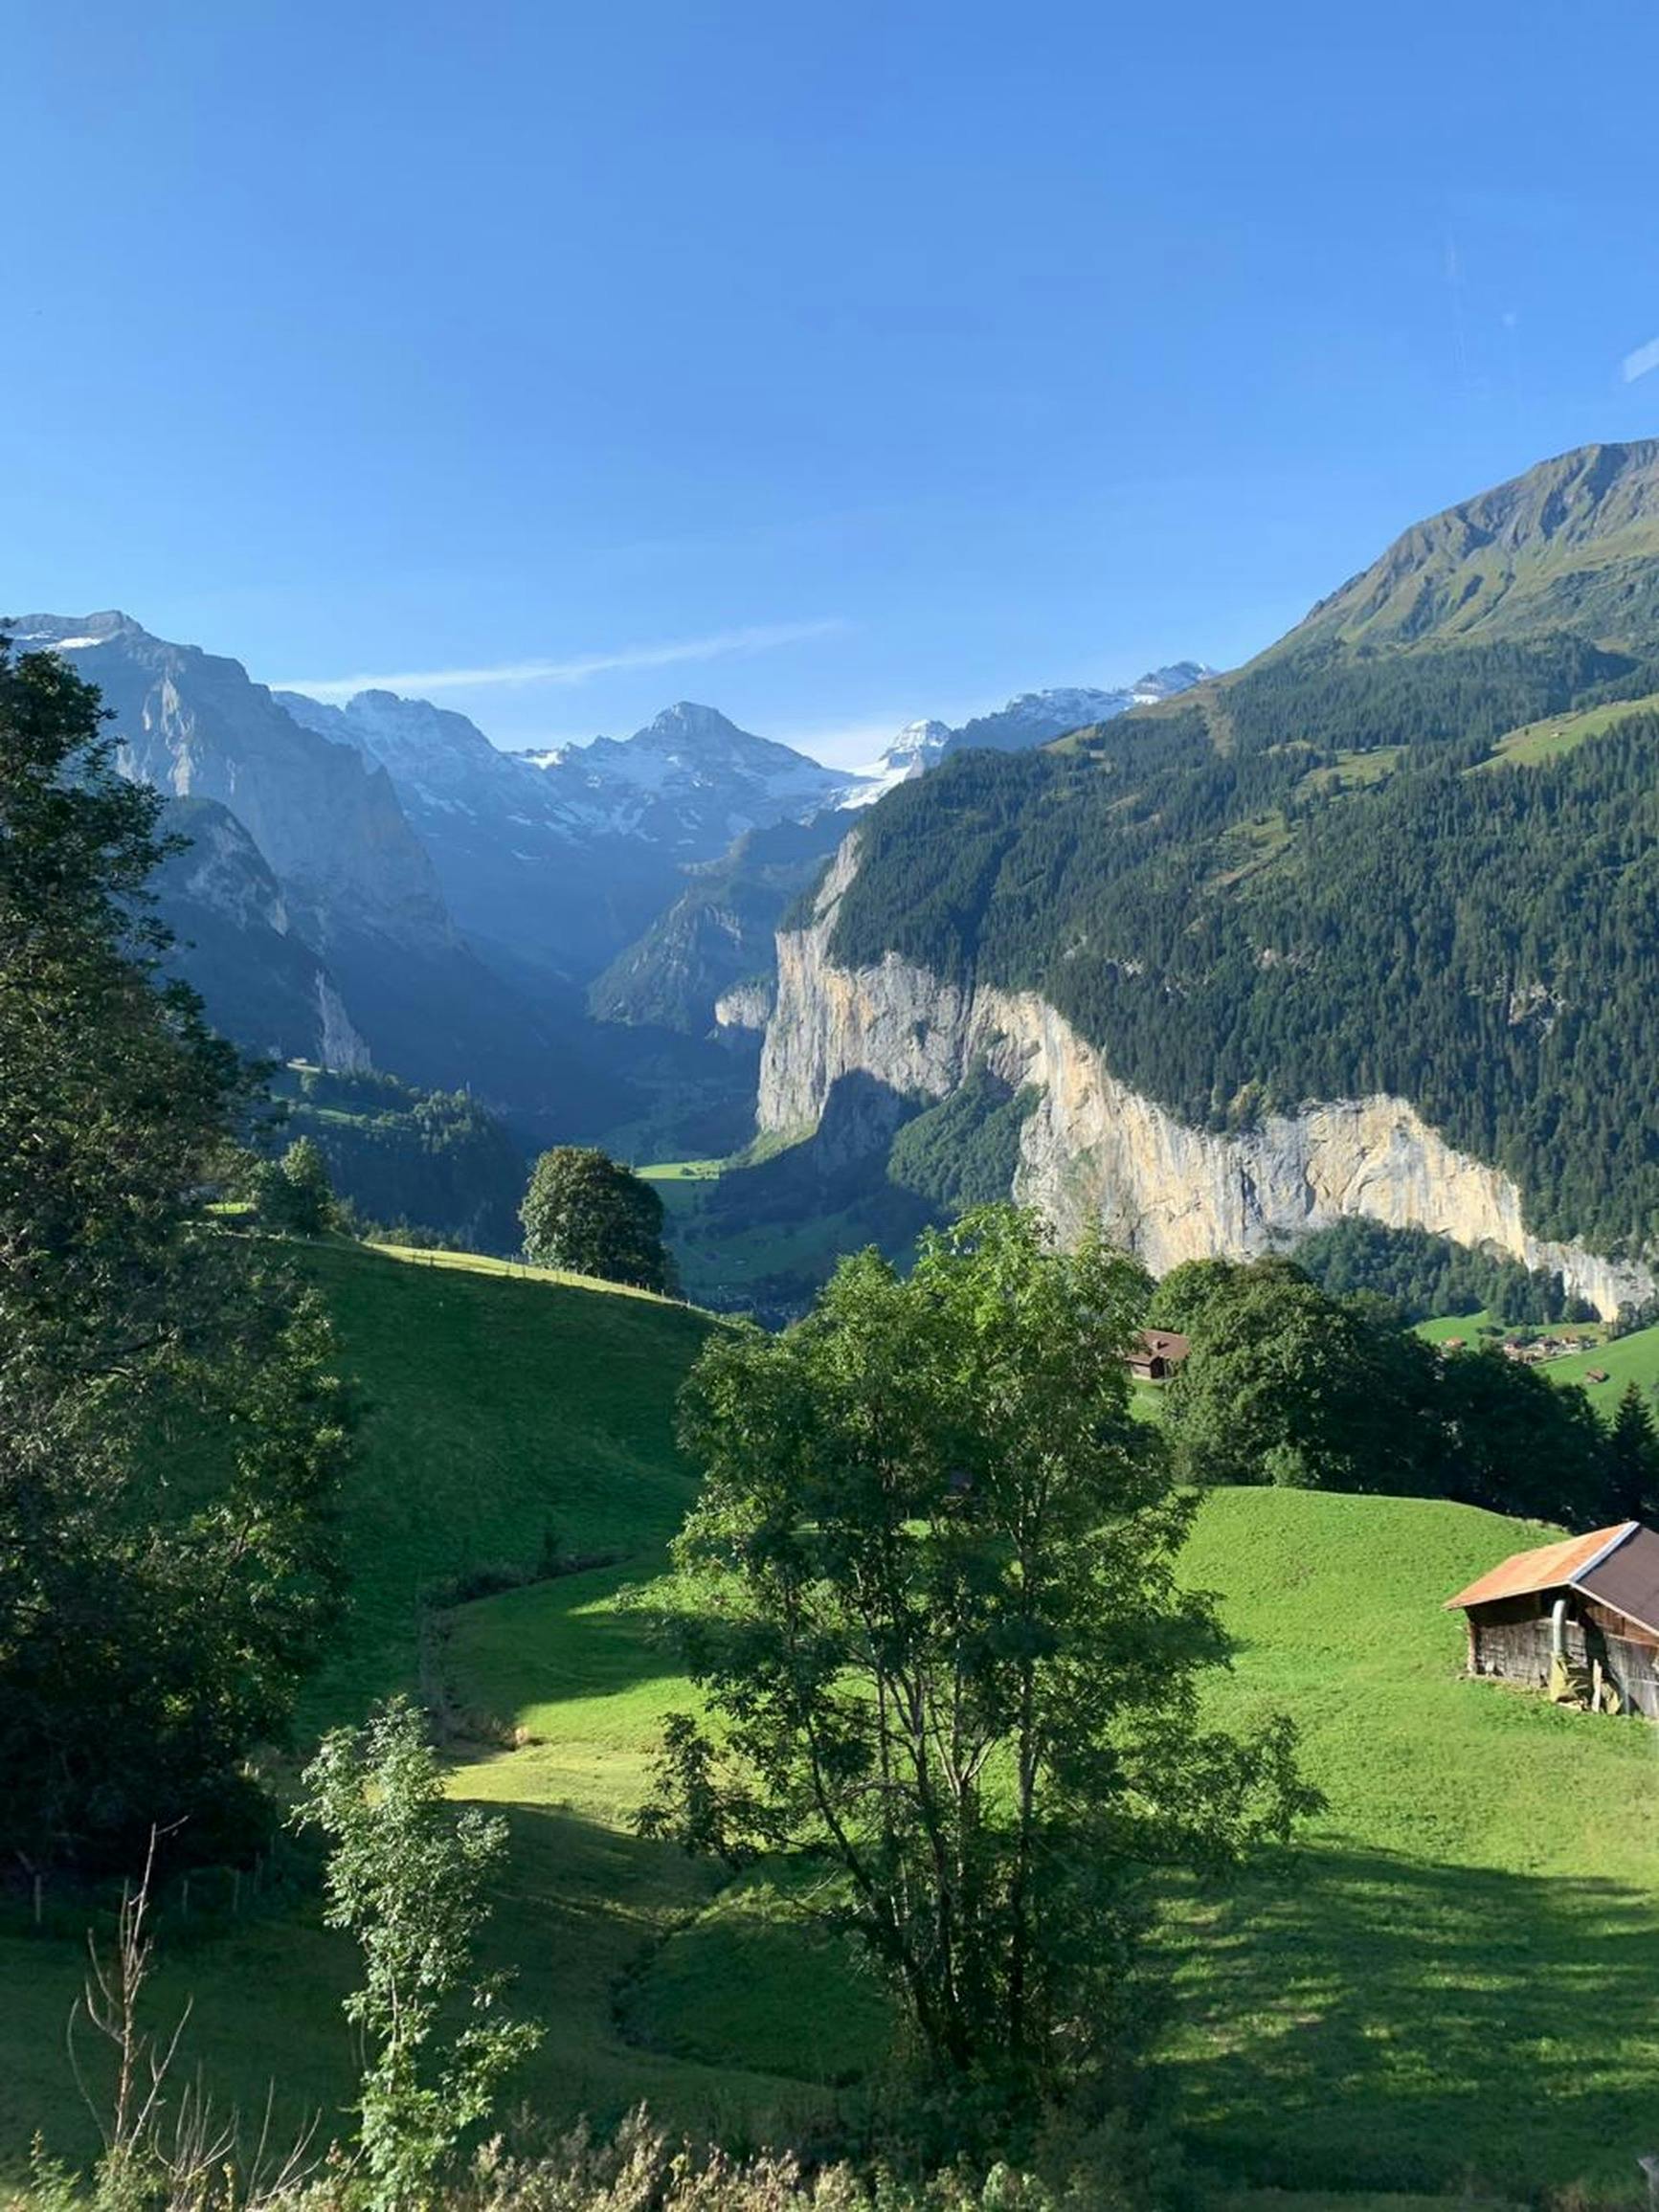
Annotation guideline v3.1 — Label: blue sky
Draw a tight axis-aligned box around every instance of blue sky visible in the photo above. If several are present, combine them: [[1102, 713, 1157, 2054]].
[[7, 3, 1659, 766]]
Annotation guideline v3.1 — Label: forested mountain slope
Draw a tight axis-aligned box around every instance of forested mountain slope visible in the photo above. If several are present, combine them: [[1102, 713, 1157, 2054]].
[[760, 443, 1659, 1284]]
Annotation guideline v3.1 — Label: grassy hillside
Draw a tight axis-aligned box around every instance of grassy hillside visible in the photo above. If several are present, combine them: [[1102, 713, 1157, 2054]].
[[10, 1247, 1659, 2205], [444, 1489, 1659, 2201], [1412, 1308, 1659, 1414], [1163, 1492, 1659, 2194], [1549, 1318, 1659, 1399], [0, 1243, 742, 2181], [297, 1240, 715, 1717]]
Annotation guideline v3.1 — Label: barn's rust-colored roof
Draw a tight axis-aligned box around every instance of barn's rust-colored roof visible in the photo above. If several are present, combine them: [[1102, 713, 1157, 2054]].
[[1444, 1523, 1639, 1612], [1132, 1329, 1190, 1360]]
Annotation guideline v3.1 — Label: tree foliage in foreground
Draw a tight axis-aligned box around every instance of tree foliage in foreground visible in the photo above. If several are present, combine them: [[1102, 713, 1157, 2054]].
[[0, 638, 350, 1872], [520, 1145, 675, 1292], [640, 1209, 1316, 2138], [299, 1699, 541, 2212]]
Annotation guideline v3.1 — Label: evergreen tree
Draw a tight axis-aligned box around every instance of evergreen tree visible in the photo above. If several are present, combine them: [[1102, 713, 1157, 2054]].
[[0, 638, 350, 1871], [1603, 1381, 1659, 1524], [519, 1146, 675, 1292]]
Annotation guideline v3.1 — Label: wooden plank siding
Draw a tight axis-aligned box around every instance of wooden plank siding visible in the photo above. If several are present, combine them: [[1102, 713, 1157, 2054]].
[[1468, 1595, 1659, 1717]]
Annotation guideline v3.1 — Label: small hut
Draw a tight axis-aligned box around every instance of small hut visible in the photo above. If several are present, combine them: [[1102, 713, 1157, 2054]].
[[1127, 1328, 1190, 1383], [1445, 1521, 1659, 1718]]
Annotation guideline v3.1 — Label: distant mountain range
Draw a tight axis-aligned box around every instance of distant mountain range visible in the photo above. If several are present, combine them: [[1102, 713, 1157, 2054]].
[[277, 689, 850, 977], [839, 665, 1213, 805], [587, 668, 1215, 1033], [6, 604, 1198, 1149]]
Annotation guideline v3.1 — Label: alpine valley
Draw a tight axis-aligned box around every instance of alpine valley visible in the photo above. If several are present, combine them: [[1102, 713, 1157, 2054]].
[[17, 439, 1659, 1310]]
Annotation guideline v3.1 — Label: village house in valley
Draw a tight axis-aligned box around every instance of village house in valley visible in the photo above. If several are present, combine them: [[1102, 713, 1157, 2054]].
[[1127, 1328, 1190, 1382], [1445, 1521, 1659, 1718]]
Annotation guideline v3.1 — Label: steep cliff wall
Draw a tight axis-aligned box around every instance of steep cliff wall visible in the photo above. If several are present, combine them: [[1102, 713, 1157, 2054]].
[[759, 836, 1655, 1318]]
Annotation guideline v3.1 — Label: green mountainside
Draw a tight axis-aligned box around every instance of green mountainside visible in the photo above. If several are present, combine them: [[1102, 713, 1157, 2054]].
[[271, 1067, 530, 1252], [1287, 438, 1659, 650], [826, 443, 1659, 1256]]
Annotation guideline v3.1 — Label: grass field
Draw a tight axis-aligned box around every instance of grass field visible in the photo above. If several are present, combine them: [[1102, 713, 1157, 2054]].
[[9, 1248, 1659, 2207], [1551, 1319, 1659, 1398], [536, 1488, 1659, 2201], [1480, 690, 1659, 770], [1412, 1307, 1659, 1417]]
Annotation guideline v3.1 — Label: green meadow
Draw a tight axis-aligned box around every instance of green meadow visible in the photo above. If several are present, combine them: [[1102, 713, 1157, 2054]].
[[6, 1244, 1659, 2206]]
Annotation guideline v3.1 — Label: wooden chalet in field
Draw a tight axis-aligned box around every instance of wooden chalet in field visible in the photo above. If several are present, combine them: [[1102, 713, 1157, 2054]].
[[1445, 1521, 1659, 1718], [1127, 1328, 1190, 1383]]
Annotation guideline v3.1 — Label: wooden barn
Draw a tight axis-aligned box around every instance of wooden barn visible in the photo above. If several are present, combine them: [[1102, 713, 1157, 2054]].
[[1445, 1520, 1659, 1718], [1127, 1328, 1190, 1382]]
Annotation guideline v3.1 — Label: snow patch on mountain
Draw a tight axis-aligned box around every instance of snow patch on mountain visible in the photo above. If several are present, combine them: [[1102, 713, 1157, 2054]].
[[830, 666, 1215, 807]]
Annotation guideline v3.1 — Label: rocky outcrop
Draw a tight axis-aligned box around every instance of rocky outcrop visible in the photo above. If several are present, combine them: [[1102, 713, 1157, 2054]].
[[9, 613, 453, 948], [760, 836, 1655, 1319], [714, 978, 775, 1033], [315, 976, 372, 1072]]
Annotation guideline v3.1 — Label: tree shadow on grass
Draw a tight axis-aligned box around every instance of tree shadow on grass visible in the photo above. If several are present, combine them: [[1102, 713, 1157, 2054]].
[[456, 1798, 839, 2153], [1168, 1841, 1659, 2201], [443, 1556, 694, 1732]]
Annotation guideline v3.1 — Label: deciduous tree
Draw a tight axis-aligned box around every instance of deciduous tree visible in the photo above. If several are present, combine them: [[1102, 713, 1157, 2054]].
[[639, 1208, 1315, 2139], [520, 1145, 674, 1292], [299, 1699, 541, 2212]]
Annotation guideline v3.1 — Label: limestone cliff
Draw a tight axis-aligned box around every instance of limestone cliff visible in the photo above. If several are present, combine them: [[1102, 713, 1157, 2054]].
[[714, 978, 775, 1032], [759, 835, 1654, 1319]]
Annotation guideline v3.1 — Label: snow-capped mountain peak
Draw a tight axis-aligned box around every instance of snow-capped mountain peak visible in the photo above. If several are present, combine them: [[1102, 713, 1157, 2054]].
[[277, 685, 514, 798], [832, 663, 1214, 806], [841, 718, 953, 807]]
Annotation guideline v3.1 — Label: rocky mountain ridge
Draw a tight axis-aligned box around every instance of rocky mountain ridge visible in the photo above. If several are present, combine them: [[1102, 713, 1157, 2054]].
[[11, 612, 451, 948], [5, 614, 621, 1125], [759, 836, 1655, 1318]]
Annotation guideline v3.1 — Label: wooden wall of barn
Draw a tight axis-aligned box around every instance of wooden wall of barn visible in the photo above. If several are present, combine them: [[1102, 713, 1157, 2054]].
[[1467, 1596, 1659, 1719], [1468, 1608, 1570, 1687]]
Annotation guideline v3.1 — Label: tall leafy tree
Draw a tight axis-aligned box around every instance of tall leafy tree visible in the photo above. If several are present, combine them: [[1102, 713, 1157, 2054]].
[[299, 1699, 541, 2211], [0, 639, 350, 1871], [639, 1208, 1314, 2137], [520, 1145, 675, 1292], [1161, 1258, 1439, 1496], [255, 1133, 341, 1237]]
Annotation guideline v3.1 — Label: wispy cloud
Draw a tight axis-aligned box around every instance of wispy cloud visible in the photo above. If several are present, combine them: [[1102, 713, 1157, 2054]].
[[1624, 336, 1659, 385], [273, 617, 846, 702]]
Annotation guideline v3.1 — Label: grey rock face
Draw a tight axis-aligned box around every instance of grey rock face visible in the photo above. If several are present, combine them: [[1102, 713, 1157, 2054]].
[[10, 614, 451, 949], [759, 833, 1654, 1319], [279, 688, 851, 980]]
